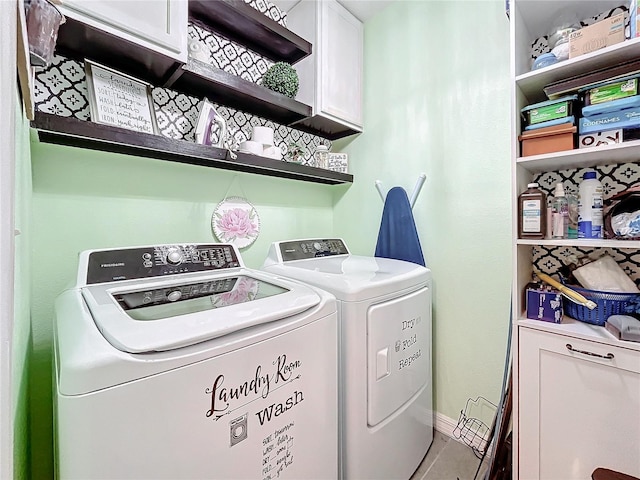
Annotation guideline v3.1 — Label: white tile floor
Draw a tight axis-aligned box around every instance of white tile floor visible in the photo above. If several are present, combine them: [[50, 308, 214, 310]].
[[409, 431, 489, 480]]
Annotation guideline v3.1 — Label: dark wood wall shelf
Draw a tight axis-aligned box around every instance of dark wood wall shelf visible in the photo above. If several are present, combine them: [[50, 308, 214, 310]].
[[52, 0, 359, 143], [56, 16, 180, 87], [189, 0, 311, 64], [32, 113, 353, 185], [292, 116, 361, 141], [166, 60, 311, 125]]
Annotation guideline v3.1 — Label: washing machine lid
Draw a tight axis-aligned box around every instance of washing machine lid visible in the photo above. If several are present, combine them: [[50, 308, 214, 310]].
[[81, 270, 321, 353], [265, 255, 430, 302]]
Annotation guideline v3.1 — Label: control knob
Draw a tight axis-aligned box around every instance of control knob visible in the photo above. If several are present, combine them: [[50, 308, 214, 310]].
[[167, 290, 182, 302], [166, 248, 183, 265]]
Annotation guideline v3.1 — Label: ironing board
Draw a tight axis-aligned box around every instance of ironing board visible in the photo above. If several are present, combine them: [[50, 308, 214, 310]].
[[374, 186, 425, 267]]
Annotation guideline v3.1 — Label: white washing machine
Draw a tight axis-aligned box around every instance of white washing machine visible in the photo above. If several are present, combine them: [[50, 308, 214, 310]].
[[54, 243, 338, 479], [263, 238, 433, 480]]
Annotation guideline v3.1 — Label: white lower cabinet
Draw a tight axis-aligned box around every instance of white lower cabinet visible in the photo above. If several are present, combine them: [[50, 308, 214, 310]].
[[57, 0, 187, 62], [518, 326, 640, 480]]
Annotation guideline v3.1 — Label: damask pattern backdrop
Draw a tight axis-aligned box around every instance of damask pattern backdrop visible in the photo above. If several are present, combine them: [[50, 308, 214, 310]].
[[188, 22, 273, 84], [32, 0, 331, 166], [245, 0, 287, 26], [532, 163, 640, 284], [187, 0, 284, 83]]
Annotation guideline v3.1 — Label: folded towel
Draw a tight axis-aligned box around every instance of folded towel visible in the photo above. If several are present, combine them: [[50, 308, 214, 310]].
[[573, 255, 639, 292], [374, 187, 425, 267]]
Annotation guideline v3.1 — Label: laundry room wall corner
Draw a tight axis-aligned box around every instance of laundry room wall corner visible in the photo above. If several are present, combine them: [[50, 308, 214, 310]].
[[14, 90, 33, 480], [0, 15, 32, 480], [333, 0, 512, 425]]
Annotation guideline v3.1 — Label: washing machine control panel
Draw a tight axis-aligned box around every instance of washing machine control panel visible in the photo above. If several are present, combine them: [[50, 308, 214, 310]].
[[279, 238, 349, 261], [86, 244, 240, 284]]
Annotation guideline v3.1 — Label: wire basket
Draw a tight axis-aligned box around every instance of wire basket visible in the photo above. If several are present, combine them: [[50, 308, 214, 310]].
[[453, 396, 497, 459], [563, 285, 640, 326]]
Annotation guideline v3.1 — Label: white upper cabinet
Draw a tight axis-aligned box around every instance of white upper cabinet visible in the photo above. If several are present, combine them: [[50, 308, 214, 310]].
[[287, 0, 363, 134], [57, 0, 188, 62]]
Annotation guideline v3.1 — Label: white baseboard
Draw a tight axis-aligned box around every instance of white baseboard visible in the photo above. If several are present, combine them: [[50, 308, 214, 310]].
[[434, 411, 487, 452], [434, 411, 458, 438]]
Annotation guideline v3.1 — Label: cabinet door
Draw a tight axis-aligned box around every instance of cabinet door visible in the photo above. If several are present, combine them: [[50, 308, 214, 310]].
[[518, 327, 640, 480], [318, 0, 363, 128], [58, 0, 187, 61]]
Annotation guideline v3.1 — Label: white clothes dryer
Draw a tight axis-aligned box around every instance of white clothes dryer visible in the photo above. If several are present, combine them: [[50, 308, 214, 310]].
[[54, 243, 338, 480], [263, 238, 433, 480]]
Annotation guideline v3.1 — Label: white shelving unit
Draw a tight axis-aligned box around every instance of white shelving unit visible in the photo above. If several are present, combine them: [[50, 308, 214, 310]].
[[510, 1, 640, 478]]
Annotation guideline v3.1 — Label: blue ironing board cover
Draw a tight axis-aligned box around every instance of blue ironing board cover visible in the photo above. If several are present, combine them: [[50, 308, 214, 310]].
[[374, 186, 426, 267]]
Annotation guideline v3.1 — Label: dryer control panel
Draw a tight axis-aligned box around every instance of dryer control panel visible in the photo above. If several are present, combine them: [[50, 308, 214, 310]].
[[279, 239, 349, 261], [85, 244, 240, 284]]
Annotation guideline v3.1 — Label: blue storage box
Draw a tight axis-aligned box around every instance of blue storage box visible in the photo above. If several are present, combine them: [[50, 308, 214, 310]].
[[582, 95, 640, 117], [526, 288, 563, 323], [581, 75, 639, 107], [579, 107, 640, 134], [521, 95, 578, 131]]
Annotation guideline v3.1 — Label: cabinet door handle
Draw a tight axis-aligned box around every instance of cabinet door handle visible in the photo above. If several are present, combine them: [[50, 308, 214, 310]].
[[566, 343, 614, 360]]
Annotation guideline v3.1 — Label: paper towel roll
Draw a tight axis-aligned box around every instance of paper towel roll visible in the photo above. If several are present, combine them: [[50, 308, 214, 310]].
[[251, 126, 274, 146]]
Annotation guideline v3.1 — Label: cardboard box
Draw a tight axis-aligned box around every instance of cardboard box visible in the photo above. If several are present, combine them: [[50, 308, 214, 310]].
[[519, 123, 576, 156], [579, 128, 623, 148], [569, 13, 625, 59], [526, 288, 563, 323]]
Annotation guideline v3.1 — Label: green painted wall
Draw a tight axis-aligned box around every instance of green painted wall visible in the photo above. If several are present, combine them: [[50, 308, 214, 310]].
[[26, 1, 512, 476], [13, 93, 32, 480], [28, 138, 336, 478], [333, 0, 512, 420]]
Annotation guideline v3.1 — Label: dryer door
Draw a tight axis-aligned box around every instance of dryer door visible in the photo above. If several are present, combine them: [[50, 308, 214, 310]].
[[367, 287, 431, 426]]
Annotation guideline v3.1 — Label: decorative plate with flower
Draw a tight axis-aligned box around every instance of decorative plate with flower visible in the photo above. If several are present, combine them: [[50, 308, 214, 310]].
[[212, 196, 260, 248]]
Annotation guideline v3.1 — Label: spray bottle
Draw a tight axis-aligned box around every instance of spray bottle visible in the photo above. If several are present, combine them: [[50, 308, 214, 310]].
[[551, 183, 569, 239]]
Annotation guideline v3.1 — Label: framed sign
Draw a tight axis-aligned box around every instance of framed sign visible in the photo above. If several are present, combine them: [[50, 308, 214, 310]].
[[85, 60, 158, 134]]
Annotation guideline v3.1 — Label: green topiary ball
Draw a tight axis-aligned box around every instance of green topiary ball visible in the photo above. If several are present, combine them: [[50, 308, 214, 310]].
[[262, 62, 299, 98]]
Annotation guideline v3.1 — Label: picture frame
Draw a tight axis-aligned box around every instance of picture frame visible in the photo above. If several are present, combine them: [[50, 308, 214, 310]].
[[84, 59, 158, 135], [195, 98, 227, 148]]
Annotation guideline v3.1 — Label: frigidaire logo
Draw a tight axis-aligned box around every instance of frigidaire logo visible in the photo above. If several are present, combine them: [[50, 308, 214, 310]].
[[100, 262, 125, 268]]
